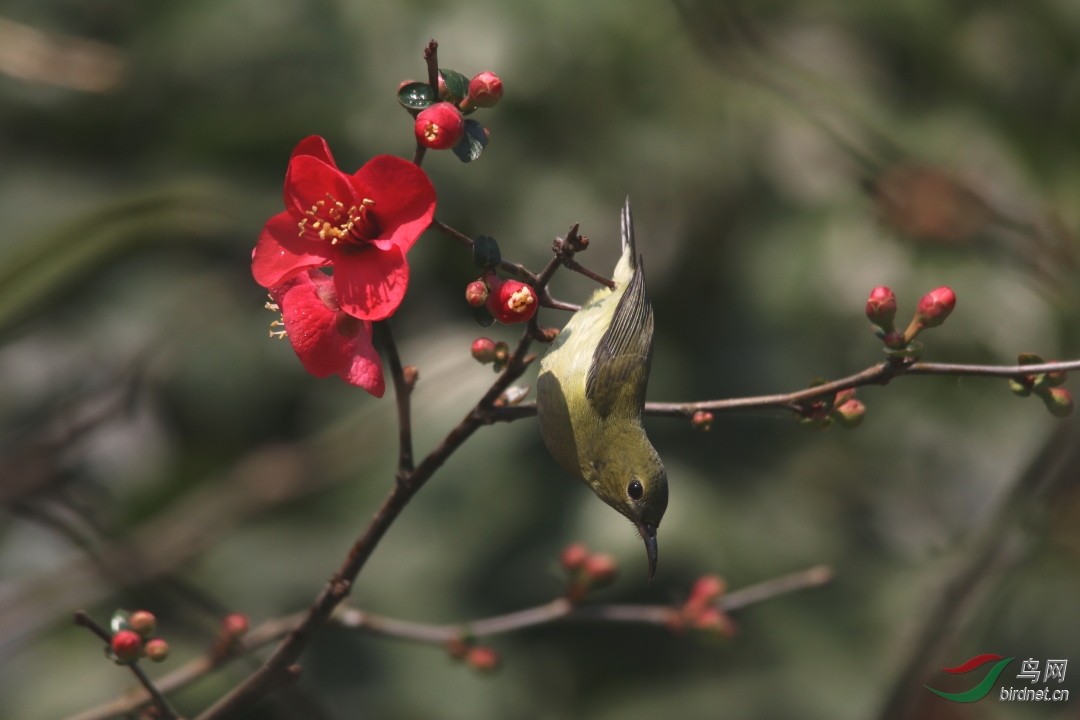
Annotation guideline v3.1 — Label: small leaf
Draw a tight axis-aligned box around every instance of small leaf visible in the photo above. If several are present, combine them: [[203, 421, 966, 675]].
[[439, 69, 470, 103], [397, 81, 436, 111], [473, 305, 495, 327], [1008, 379, 1032, 397], [452, 119, 489, 163], [110, 610, 132, 634], [1018, 353, 1044, 366], [472, 235, 502, 269]]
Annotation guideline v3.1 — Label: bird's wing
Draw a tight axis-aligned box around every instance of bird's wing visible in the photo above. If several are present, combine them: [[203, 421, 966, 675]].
[[585, 260, 654, 420]]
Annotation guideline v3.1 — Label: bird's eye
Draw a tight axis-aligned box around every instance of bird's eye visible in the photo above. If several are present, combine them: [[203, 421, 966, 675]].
[[627, 479, 644, 500]]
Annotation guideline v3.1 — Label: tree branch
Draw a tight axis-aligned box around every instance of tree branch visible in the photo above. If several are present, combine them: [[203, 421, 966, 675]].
[[376, 321, 414, 476]]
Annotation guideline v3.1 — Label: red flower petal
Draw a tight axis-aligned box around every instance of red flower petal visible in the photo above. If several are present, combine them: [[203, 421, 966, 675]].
[[334, 244, 409, 321], [352, 156, 436, 253], [290, 135, 336, 166], [285, 155, 362, 224], [252, 212, 334, 288], [270, 272, 385, 396]]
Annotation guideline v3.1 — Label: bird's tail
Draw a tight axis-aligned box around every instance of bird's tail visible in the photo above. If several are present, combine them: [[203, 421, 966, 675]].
[[615, 197, 638, 284]]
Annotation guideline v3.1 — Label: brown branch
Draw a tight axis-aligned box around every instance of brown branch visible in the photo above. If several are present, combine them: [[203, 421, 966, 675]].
[[479, 357, 1080, 423], [376, 321, 414, 476], [410, 40, 440, 167], [70, 566, 830, 720], [73, 611, 182, 720]]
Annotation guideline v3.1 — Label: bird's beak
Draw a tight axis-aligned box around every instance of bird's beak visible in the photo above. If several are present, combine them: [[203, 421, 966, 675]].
[[639, 523, 658, 582]]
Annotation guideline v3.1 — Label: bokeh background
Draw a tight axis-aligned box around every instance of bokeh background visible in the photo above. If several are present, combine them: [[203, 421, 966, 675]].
[[2, 1, 1079, 718]]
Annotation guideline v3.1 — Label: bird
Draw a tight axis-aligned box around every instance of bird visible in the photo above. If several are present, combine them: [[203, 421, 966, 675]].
[[536, 198, 668, 580]]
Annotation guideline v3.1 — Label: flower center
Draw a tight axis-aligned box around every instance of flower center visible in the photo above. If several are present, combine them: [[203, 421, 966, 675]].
[[507, 287, 535, 313], [421, 122, 441, 143], [298, 194, 380, 246]]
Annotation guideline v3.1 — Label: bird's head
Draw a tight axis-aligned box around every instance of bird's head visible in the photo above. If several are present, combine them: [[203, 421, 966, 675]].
[[592, 441, 668, 580]]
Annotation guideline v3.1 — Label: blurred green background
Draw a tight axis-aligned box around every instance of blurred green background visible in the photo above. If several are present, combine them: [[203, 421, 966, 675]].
[[1, 1, 1079, 718]]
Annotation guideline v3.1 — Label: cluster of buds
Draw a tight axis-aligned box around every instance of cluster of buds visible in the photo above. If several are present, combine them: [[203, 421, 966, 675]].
[[402, 69, 503, 156], [691, 410, 714, 431], [560, 543, 618, 603], [446, 638, 500, 674], [667, 575, 736, 640], [796, 386, 866, 430], [471, 337, 511, 371], [866, 285, 956, 357], [1009, 354, 1073, 418], [465, 272, 539, 325], [210, 612, 250, 663], [107, 610, 169, 664]]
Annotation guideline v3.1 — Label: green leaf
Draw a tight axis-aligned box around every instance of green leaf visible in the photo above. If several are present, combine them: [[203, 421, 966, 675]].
[[439, 69, 470, 103], [110, 609, 132, 634], [397, 81, 436, 111], [472, 235, 502, 269], [1018, 353, 1044, 365], [473, 304, 495, 327], [452, 119, 489, 163]]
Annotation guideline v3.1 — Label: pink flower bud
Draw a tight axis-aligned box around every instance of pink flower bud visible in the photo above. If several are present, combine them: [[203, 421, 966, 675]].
[[833, 388, 856, 405], [465, 280, 489, 307], [883, 331, 906, 349], [466, 646, 500, 673], [471, 337, 497, 364], [693, 607, 736, 639], [486, 279, 538, 324], [467, 71, 503, 108], [583, 553, 617, 587], [110, 630, 143, 663], [833, 399, 866, 428], [691, 410, 714, 431], [560, 543, 589, 572], [415, 102, 465, 150], [144, 638, 170, 662], [129, 610, 157, 638], [221, 613, 249, 639], [687, 575, 726, 607], [915, 287, 956, 328], [865, 286, 897, 330], [1044, 388, 1073, 418]]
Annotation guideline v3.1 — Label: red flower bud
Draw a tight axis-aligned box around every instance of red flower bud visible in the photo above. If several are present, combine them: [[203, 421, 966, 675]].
[[144, 638, 170, 662], [467, 71, 503, 108], [833, 388, 856, 405], [466, 280, 489, 307], [415, 102, 465, 150], [129, 610, 157, 638], [560, 543, 589, 572], [221, 613, 250, 639], [466, 646, 500, 673], [693, 607, 736, 639], [691, 410, 714, 431], [110, 630, 143, 663], [472, 337, 497, 364], [583, 553, 617, 587], [883, 331, 906, 349], [914, 287, 956, 328], [865, 286, 897, 330], [833, 399, 866, 428], [688, 575, 726, 607], [1044, 388, 1074, 418], [486, 279, 538, 324]]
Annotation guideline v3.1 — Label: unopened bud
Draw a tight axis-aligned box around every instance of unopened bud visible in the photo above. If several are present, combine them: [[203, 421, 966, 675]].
[[415, 102, 465, 150], [691, 410, 714, 431], [560, 543, 589, 572], [467, 71, 503, 108], [683, 575, 726, 619], [583, 553, 617, 587], [471, 337, 497, 364], [144, 638, 170, 662], [466, 646, 500, 673], [865, 286, 897, 330], [129, 610, 157, 638], [834, 388, 856, 405], [110, 630, 143, 664], [693, 607, 736, 639], [1043, 388, 1074, 418], [883, 331, 906, 349], [833, 399, 866, 428], [221, 613, 249, 639], [403, 365, 419, 389], [914, 287, 956, 329], [465, 280, 489, 307]]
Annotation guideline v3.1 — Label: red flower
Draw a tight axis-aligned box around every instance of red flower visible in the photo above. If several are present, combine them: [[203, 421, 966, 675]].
[[269, 270, 385, 396], [252, 136, 436, 321]]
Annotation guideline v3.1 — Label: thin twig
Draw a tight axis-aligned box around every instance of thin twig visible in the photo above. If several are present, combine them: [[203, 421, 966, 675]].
[[376, 321, 414, 476], [68, 566, 830, 720], [480, 357, 1080, 422], [73, 611, 182, 720]]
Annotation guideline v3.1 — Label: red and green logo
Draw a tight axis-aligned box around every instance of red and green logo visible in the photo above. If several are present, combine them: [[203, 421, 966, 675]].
[[925, 654, 1014, 702]]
